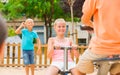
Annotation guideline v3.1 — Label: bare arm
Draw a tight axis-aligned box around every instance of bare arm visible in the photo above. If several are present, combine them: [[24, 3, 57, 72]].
[[81, 15, 93, 28], [69, 38, 80, 58], [47, 38, 54, 59], [81, 0, 97, 28], [0, 42, 5, 61], [15, 22, 25, 34], [36, 38, 42, 55], [72, 48, 80, 58]]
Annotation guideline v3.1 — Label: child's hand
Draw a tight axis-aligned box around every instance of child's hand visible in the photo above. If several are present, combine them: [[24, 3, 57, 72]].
[[20, 22, 25, 28], [71, 44, 79, 57], [54, 46, 61, 50], [71, 44, 78, 50], [36, 49, 41, 55], [87, 30, 94, 33], [47, 49, 54, 59]]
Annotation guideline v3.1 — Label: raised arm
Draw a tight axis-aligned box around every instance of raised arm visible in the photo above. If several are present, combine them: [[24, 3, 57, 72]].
[[15, 22, 25, 34], [47, 38, 54, 59], [81, 0, 97, 27]]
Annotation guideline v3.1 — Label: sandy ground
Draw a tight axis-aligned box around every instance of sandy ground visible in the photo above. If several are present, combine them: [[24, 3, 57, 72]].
[[0, 67, 45, 75], [0, 67, 100, 75]]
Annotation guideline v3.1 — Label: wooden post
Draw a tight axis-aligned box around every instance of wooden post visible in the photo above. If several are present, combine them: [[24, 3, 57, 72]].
[[44, 45, 47, 68], [18, 43, 21, 67], [67, 30, 70, 37], [37, 44, 42, 67], [75, 30, 78, 44], [6, 43, 10, 67], [76, 48, 79, 64], [12, 43, 15, 67], [34, 45, 37, 66]]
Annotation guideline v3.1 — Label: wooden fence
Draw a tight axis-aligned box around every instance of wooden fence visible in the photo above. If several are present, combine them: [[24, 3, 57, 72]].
[[0, 43, 87, 67]]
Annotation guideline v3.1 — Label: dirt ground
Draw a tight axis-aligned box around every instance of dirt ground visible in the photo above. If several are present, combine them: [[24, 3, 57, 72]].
[[0, 67, 103, 75]]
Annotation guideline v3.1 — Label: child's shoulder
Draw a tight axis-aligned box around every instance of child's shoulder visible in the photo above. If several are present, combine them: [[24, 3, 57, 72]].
[[32, 31, 37, 33], [65, 37, 72, 41], [21, 28, 27, 32], [48, 37, 56, 44], [48, 37, 55, 41], [22, 28, 27, 30]]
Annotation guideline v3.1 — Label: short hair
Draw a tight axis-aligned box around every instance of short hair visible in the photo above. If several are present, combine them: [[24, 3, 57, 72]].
[[54, 18, 66, 26], [25, 18, 34, 23], [0, 15, 7, 45]]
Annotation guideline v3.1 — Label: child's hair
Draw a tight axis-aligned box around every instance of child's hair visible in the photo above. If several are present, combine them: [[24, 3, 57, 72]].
[[54, 18, 66, 26], [0, 15, 7, 45], [25, 18, 34, 23]]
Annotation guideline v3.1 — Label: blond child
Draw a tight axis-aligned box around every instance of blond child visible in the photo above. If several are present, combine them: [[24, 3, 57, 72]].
[[45, 18, 81, 75], [15, 18, 41, 75]]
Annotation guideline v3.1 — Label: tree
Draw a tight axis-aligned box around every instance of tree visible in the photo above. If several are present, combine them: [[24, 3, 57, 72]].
[[0, 0, 68, 43], [33, 0, 67, 42], [8, 27, 16, 37], [60, 0, 85, 18]]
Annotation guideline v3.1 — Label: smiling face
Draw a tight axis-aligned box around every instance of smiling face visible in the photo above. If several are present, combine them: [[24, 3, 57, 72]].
[[54, 19, 66, 36], [24, 19, 34, 31]]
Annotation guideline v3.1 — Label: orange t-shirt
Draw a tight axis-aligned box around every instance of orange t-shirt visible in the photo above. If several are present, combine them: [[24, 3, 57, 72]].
[[82, 0, 120, 55]]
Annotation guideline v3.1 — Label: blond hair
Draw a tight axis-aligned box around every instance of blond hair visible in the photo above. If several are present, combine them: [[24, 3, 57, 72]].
[[25, 18, 34, 23], [54, 18, 66, 26]]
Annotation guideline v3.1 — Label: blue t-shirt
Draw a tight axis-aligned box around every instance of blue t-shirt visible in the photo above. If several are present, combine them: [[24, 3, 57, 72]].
[[21, 28, 38, 50]]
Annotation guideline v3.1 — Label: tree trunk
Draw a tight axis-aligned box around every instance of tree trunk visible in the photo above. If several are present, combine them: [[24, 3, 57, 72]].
[[44, 15, 48, 43], [48, 0, 54, 38], [48, 19, 52, 38]]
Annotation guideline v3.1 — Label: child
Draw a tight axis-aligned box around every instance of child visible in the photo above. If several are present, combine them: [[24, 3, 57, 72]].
[[45, 18, 81, 75], [0, 15, 7, 62], [15, 18, 41, 75]]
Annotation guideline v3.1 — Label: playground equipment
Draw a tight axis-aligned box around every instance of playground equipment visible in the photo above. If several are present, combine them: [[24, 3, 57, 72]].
[[80, 25, 120, 75], [54, 46, 74, 75], [94, 55, 120, 75]]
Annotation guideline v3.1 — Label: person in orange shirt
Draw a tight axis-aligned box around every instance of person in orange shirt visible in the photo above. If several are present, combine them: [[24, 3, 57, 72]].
[[76, 0, 120, 75], [0, 15, 7, 63]]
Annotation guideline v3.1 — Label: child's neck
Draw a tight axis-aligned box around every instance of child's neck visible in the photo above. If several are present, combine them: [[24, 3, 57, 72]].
[[56, 35, 64, 39], [28, 28, 32, 31], [56, 36, 65, 42]]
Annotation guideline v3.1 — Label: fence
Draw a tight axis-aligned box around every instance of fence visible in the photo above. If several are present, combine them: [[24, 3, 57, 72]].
[[0, 43, 87, 67]]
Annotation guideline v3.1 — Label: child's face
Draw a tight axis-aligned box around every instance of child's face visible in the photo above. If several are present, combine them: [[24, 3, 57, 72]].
[[24, 19, 34, 31], [54, 22, 66, 36]]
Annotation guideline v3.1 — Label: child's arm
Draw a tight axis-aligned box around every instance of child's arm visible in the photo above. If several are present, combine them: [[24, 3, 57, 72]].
[[36, 38, 42, 55], [71, 46, 80, 58], [0, 42, 5, 61], [69, 38, 80, 58], [71, 43, 80, 58], [47, 38, 54, 59], [15, 22, 25, 34]]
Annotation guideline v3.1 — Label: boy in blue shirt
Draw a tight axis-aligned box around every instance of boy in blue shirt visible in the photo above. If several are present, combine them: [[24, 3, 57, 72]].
[[15, 18, 41, 75]]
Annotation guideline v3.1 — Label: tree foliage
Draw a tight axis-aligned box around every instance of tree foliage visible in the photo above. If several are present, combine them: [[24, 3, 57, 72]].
[[0, 0, 69, 43], [60, 0, 85, 18], [8, 27, 16, 37]]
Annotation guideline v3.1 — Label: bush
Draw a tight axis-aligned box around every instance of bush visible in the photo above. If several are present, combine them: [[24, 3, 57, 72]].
[[8, 27, 16, 37]]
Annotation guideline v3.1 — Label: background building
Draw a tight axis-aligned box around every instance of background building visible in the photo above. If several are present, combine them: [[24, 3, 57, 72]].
[[7, 21, 90, 45]]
